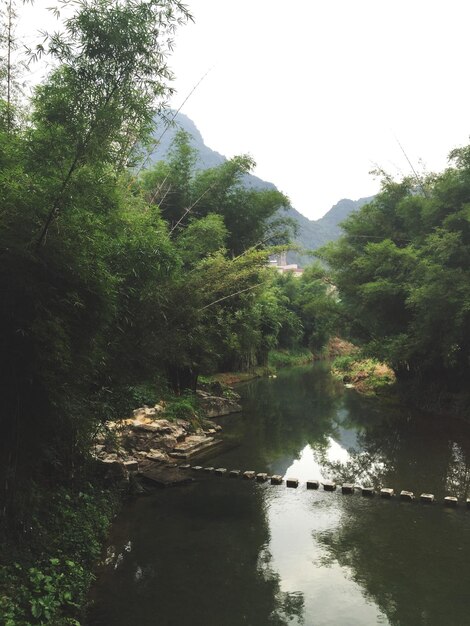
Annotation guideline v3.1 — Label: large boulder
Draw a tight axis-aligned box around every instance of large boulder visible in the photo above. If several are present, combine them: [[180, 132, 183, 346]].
[[196, 390, 242, 418]]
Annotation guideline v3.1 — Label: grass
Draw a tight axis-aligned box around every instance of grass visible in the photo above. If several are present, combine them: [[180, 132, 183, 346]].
[[332, 354, 395, 394], [267, 348, 312, 369]]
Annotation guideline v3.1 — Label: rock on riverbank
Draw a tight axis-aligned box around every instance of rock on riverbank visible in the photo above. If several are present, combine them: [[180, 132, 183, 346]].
[[93, 390, 241, 486]]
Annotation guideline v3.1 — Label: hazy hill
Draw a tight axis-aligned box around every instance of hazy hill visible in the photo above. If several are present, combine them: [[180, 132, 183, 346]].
[[147, 112, 373, 263], [150, 112, 226, 171]]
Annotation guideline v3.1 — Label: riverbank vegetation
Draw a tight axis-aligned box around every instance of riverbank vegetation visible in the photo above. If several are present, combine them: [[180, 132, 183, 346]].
[[320, 154, 470, 413], [0, 1, 338, 622], [332, 355, 396, 395], [1, 483, 119, 626]]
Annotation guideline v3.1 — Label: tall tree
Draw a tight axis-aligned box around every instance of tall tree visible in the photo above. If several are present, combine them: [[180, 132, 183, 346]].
[[0, 0, 191, 517], [28, 0, 191, 247], [141, 130, 296, 255], [320, 151, 470, 391]]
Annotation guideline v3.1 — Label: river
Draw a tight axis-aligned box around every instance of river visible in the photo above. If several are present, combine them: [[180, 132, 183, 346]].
[[86, 363, 470, 626]]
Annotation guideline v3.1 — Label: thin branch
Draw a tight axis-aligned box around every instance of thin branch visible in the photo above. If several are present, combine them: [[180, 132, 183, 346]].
[[169, 182, 215, 235], [395, 136, 429, 198], [198, 283, 262, 311], [129, 66, 214, 187]]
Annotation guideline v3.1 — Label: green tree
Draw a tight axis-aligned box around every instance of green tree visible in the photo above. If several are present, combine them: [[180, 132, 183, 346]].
[[139, 129, 196, 227], [159, 248, 274, 388], [320, 151, 470, 391], [141, 131, 296, 255], [272, 266, 338, 353], [0, 0, 190, 518]]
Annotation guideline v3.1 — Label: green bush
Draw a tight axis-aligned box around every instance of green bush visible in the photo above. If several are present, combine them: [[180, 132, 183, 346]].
[[127, 382, 163, 409], [0, 484, 119, 625], [164, 393, 199, 421], [0, 559, 84, 625]]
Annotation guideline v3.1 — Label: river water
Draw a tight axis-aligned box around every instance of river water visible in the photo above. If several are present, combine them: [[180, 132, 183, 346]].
[[86, 364, 470, 626]]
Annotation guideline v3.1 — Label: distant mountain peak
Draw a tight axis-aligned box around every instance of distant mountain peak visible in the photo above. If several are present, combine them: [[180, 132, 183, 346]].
[[148, 111, 373, 264], [152, 111, 226, 170]]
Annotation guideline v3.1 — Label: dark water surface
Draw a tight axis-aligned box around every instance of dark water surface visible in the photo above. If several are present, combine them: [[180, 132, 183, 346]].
[[86, 364, 470, 626]]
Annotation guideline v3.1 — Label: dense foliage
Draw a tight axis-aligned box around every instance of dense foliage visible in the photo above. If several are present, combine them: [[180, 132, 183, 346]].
[[139, 128, 296, 255], [272, 265, 339, 354], [1, 0, 192, 522], [320, 154, 470, 395], [0, 484, 119, 625], [0, 0, 336, 532], [0, 2, 339, 620]]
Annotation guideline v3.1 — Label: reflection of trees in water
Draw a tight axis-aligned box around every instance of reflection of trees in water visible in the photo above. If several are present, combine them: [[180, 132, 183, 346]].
[[225, 364, 470, 498], [315, 498, 470, 626], [314, 441, 389, 486], [257, 546, 305, 625], [309, 379, 470, 625], [445, 442, 470, 498], [87, 481, 305, 626], [237, 365, 345, 469], [318, 390, 470, 498]]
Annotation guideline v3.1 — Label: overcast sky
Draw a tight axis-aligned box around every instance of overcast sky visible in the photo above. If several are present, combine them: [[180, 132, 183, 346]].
[[167, 0, 470, 218], [16, 0, 470, 219]]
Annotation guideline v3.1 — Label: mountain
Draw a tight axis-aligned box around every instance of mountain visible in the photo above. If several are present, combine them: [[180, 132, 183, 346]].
[[147, 112, 373, 264], [150, 112, 226, 171]]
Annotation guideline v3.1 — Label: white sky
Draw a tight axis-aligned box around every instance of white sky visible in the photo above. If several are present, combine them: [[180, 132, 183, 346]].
[[168, 0, 470, 218], [14, 0, 470, 219]]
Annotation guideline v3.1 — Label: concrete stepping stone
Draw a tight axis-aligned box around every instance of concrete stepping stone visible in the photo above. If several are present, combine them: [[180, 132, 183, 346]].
[[307, 480, 320, 490], [286, 478, 299, 488], [400, 490, 414, 501], [420, 493, 434, 503]]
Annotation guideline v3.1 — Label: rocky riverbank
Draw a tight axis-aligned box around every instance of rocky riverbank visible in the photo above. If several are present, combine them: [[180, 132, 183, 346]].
[[93, 388, 242, 487]]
